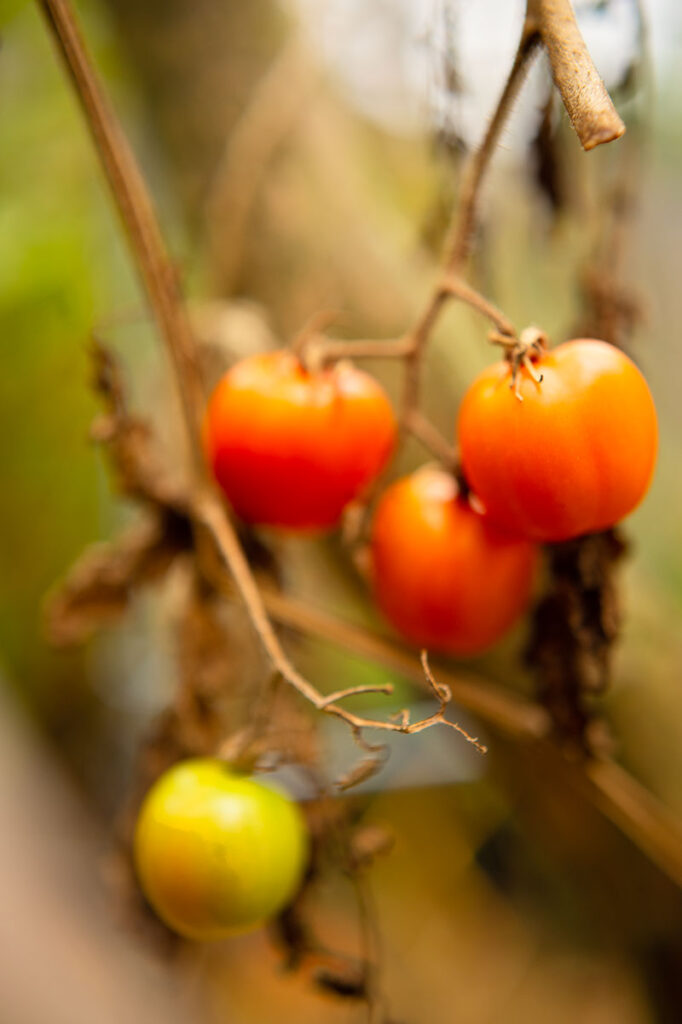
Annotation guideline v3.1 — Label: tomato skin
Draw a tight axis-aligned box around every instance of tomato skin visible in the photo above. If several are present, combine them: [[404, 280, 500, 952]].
[[369, 467, 538, 655], [203, 350, 396, 530], [134, 759, 309, 940], [457, 339, 658, 543]]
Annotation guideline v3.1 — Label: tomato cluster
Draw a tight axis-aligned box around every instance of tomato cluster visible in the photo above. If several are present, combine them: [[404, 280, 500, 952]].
[[139, 336, 657, 939], [203, 338, 657, 653], [134, 759, 309, 940]]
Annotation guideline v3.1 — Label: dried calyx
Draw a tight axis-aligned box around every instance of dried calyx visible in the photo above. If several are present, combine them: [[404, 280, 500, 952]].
[[490, 326, 548, 400]]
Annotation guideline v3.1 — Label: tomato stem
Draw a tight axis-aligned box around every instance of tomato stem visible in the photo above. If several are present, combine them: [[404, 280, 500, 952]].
[[490, 327, 547, 401]]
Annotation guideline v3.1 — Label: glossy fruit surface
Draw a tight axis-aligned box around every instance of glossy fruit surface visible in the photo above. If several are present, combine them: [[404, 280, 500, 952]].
[[457, 339, 658, 542], [204, 350, 396, 529], [134, 759, 309, 940], [369, 466, 537, 655]]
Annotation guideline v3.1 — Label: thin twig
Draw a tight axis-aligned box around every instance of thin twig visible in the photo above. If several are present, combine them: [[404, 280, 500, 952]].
[[400, 288, 450, 419], [197, 548, 546, 743], [197, 493, 488, 747], [290, 308, 343, 360], [352, 872, 385, 1024], [444, 25, 542, 274], [404, 408, 458, 470], [304, 335, 413, 369], [439, 275, 516, 336], [195, 495, 386, 714], [420, 651, 487, 753], [319, 685, 394, 709], [332, 27, 541, 527], [386, 25, 541, 432]]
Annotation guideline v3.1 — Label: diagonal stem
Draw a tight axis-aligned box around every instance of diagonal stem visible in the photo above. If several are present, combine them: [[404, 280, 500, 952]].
[[36, 0, 206, 476], [444, 26, 542, 275]]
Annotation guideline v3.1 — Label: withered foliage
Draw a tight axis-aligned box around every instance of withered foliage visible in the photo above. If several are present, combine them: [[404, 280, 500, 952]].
[[46, 515, 187, 646], [271, 798, 394, 1009], [532, 94, 567, 216], [525, 530, 627, 754], [47, 341, 389, 1006], [577, 264, 643, 353], [47, 341, 194, 645]]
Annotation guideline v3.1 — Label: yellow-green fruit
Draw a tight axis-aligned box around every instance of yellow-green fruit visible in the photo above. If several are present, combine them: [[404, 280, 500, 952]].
[[133, 759, 309, 940]]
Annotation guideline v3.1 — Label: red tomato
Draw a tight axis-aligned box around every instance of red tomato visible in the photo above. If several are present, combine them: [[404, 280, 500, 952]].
[[369, 466, 538, 655], [204, 351, 396, 530], [457, 339, 658, 543]]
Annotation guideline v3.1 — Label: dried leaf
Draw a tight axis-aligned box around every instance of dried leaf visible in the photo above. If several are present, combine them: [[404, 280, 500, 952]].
[[272, 902, 315, 971], [525, 529, 627, 751], [576, 266, 643, 352], [90, 340, 187, 509], [175, 572, 242, 703], [532, 94, 566, 216], [335, 754, 386, 793], [313, 963, 368, 1000], [349, 823, 395, 869], [46, 513, 189, 646], [260, 686, 320, 768]]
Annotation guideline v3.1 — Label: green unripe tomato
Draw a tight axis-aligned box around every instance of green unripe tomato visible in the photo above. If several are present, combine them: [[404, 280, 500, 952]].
[[133, 759, 309, 940]]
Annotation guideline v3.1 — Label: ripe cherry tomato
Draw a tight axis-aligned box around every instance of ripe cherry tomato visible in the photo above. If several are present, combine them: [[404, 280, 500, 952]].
[[134, 759, 309, 940], [457, 339, 658, 543], [369, 466, 538, 655], [203, 350, 396, 530]]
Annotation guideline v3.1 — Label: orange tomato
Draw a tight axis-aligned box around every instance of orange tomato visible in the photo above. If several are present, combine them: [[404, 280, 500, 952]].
[[369, 466, 538, 655], [204, 351, 396, 530], [457, 339, 658, 543]]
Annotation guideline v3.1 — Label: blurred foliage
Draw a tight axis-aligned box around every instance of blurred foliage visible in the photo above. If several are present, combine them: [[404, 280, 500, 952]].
[[0, 1, 172, 716]]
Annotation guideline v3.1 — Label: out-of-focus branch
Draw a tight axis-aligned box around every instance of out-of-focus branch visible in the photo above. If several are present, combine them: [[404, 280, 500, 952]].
[[527, 0, 626, 151], [445, 26, 542, 273], [439, 275, 516, 335], [36, 0, 206, 476], [205, 37, 318, 293], [587, 759, 682, 891], [403, 408, 459, 470]]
